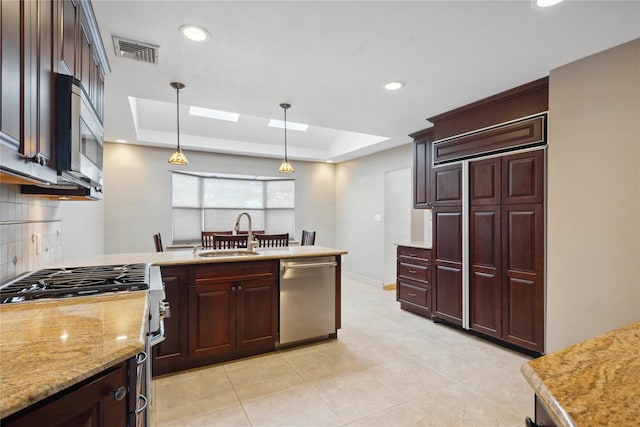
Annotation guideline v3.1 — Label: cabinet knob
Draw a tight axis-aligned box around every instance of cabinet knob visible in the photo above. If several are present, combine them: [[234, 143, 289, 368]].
[[112, 386, 127, 401], [232, 286, 236, 291], [238, 286, 242, 291]]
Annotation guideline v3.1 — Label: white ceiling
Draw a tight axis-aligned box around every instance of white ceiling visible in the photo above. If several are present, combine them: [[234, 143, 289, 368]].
[[92, 0, 640, 164]]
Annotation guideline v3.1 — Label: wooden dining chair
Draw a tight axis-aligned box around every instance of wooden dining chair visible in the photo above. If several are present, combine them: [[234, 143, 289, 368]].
[[210, 234, 249, 249], [300, 230, 316, 246], [255, 233, 289, 247], [153, 233, 163, 252]]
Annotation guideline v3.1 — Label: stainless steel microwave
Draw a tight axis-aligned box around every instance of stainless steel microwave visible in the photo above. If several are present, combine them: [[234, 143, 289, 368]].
[[55, 73, 104, 189]]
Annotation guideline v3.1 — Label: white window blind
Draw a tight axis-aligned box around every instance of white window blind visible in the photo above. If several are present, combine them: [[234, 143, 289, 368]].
[[171, 173, 295, 243]]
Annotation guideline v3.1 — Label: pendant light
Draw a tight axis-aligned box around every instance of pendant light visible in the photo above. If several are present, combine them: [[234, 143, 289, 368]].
[[168, 82, 189, 165], [278, 103, 294, 173]]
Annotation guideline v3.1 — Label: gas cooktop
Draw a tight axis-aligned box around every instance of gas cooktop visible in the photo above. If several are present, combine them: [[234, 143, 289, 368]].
[[0, 264, 149, 304]]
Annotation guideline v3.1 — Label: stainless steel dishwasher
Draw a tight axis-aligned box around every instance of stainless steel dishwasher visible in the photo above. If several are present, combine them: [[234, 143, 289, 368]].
[[279, 256, 337, 345]]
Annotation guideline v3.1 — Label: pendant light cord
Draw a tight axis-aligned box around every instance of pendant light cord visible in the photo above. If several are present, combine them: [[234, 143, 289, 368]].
[[176, 86, 181, 151], [283, 107, 288, 161]]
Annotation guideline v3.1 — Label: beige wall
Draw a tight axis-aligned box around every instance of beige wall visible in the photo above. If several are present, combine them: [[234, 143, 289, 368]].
[[103, 143, 336, 254], [547, 39, 640, 352], [335, 143, 413, 285]]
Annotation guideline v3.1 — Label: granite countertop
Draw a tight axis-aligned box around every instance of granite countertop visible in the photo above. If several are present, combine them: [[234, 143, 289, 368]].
[[396, 241, 432, 250], [0, 292, 148, 419], [521, 320, 640, 426], [44, 245, 348, 269]]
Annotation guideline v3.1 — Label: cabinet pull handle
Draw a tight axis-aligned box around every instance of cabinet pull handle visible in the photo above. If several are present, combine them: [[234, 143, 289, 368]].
[[136, 394, 148, 414], [409, 253, 417, 257], [408, 269, 417, 274], [232, 286, 236, 291], [136, 351, 148, 365], [238, 286, 242, 291], [112, 386, 126, 401], [408, 292, 417, 297]]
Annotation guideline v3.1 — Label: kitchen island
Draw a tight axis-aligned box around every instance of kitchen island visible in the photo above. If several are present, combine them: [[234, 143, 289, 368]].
[[0, 245, 346, 420], [521, 320, 640, 426]]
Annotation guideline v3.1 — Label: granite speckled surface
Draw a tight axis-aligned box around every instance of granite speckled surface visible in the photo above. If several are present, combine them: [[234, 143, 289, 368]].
[[0, 292, 148, 419], [521, 320, 640, 427]]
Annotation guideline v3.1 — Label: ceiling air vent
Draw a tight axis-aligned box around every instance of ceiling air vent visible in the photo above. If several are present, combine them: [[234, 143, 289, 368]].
[[112, 36, 159, 64]]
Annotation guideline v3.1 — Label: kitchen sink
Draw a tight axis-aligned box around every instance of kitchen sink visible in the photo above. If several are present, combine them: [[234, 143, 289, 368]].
[[198, 250, 260, 258]]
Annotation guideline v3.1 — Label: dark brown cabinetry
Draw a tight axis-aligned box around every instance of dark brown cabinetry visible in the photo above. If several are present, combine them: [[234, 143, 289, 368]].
[[0, 0, 57, 184], [190, 261, 278, 364], [153, 266, 190, 376], [153, 261, 279, 376], [469, 150, 545, 353], [396, 246, 432, 317], [432, 207, 463, 325], [411, 128, 434, 208], [2, 358, 133, 427], [431, 163, 462, 206], [0, 0, 106, 184]]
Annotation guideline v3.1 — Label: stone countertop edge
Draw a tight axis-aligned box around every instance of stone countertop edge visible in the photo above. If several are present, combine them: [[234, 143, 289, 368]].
[[42, 246, 348, 269], [521, 320, 640, 427], [520, 363, 576, 427], [395, 241, 432, 250], [0, 293, 149, 419]]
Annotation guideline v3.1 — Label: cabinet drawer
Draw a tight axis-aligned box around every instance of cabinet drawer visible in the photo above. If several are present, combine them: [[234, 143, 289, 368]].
[[397, 246, 431, 263], [397, 281, 430, 308], [194, 261, 278, 285], [398, 261, 430, 283]]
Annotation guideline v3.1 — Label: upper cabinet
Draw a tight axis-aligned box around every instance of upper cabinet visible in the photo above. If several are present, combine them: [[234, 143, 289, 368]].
[[0, 0, 108, 185], [410, 127, 434, 208]]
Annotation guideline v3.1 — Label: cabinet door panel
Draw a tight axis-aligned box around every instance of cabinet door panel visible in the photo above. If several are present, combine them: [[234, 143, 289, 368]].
[[414, 138, 432, 208], [502, 150, 544, 204], [236, 279, 278, 352], [1, 0, 22, 144], [469, 206, 502, 337], [4, 365, 127, 427], [432, 163, 462, 206], [57, 0, 77, 76], [37, 0, 53, 164], [189, 284, 235, 358], [470, 157, 501, 205], [502, 204, 544, 352], [432, 207, 462, 325], [153, 267, 189, 375]]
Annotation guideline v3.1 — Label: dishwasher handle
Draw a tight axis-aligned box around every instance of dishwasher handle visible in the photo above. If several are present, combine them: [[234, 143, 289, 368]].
[[281, 261, 337, 271]]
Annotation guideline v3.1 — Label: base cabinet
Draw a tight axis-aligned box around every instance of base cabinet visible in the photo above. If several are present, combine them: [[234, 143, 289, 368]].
[[2, 358, 136, 427], [152, 266, 190, 376], [153, 260, 279, 376], [396, 246, 432, 317]]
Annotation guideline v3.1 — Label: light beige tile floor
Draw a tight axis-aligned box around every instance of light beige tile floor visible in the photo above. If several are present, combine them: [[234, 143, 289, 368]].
[[150, 276, 534, 426]]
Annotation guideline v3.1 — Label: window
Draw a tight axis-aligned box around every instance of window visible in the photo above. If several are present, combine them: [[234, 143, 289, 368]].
[[171, 172, 295, 243]]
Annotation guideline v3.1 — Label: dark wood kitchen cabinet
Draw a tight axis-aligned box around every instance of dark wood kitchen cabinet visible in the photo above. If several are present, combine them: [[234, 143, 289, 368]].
[[396, 246, 432, 318], [410, 127, 434, 208], [0, 0, 107, 184], [432, 206, 463, 325], [0, 0, 57, 185], [2, 359, 132, 427], [152, 266, 190, 376], [188, 261, 278, 367], [469, 150, 545, 353], [431, 163, 462, 207]]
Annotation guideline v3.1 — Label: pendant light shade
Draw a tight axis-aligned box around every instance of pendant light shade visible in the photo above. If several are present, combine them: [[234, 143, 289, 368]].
[[168, 82, 188, 165], [278, 103, 294, 173]]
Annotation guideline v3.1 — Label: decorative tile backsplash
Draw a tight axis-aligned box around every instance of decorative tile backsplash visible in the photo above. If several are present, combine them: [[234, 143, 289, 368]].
[[0, 184, 62, 283]]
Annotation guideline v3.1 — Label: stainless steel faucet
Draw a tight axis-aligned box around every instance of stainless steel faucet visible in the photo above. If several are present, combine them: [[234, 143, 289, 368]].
[[234, 212, 256, 252]]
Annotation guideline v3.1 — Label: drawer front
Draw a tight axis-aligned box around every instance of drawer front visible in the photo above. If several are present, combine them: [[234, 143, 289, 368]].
[[397, 281, 430, 308], [398, 261, 430, 283], [397, 246, 431, 263], [194, 261, 278, 284]]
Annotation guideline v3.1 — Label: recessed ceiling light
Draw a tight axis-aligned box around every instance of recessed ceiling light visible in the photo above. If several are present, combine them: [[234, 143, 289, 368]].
[[190, 106, 239, 122], [384, 81, 404, 91], [268, 119, 309, 132], [534, 0, 563, 7], [115, 139, 128, 143], [180, 25, 210, 42], [326, 160, 334, 163]]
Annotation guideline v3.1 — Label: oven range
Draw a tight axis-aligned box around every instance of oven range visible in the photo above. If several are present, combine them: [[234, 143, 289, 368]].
[[0, 263, 169, 427]]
